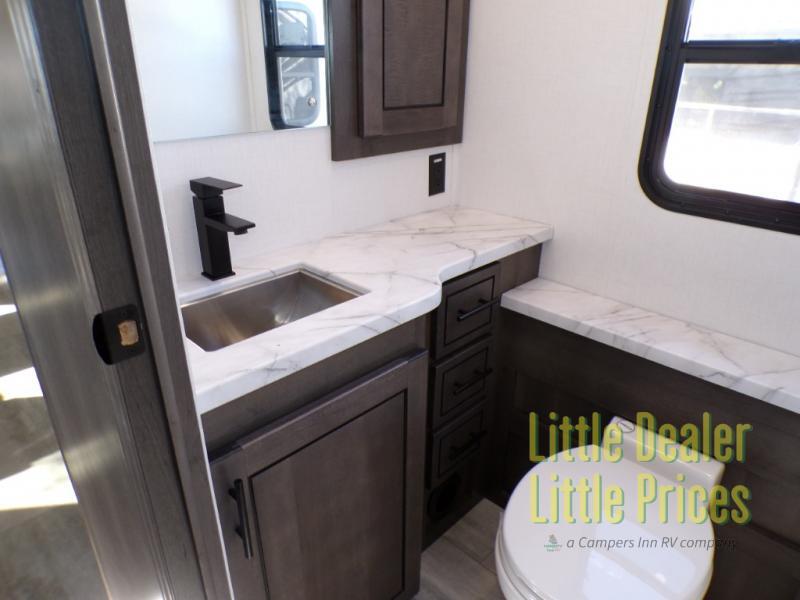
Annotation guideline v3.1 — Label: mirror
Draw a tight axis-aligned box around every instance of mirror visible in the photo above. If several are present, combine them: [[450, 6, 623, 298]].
[[126, 0, 329, 142]]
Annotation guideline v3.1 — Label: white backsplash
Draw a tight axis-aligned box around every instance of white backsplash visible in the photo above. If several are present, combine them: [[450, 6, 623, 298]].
[[152, 126, 455, 284]]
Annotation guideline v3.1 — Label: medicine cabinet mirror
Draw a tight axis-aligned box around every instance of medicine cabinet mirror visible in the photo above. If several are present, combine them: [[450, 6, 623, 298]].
[[127, 0, 329, 142]]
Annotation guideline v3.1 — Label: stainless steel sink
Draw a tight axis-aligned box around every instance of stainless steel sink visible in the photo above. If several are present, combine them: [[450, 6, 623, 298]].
[[181, 270, 361, 351]]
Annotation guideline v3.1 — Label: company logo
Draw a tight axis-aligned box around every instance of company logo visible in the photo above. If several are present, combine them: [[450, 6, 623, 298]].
[[528, 411, 753, 526], [544, 534, 562, 553]]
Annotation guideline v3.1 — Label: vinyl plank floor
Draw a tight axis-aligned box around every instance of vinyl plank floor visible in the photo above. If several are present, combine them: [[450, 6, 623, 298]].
[[418, 537, 504, 600], [0, 280, 12, 304], [443, 499, 503, 563], [0, 505, 106, 600], [0, 288, 105, 599], [0, 312, 32, 379], [0, 397, 58, 481], [417, 500, 505, 600], [481, 552, 497, 575]]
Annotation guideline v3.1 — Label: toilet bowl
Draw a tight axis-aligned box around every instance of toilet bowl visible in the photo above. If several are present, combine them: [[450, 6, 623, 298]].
[[495, 418, 724, 600]]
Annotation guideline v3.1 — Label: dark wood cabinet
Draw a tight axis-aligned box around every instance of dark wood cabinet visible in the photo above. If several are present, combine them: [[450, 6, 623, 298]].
[[202, 247, 544, 596], [330, 0, 471, 160], [211, 352, 428, 600], [423, 248, 542, 544], [423, 266, 499, 544]]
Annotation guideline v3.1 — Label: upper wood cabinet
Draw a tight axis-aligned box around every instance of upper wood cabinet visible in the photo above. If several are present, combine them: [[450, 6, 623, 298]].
[[330, 0, 471, 161]]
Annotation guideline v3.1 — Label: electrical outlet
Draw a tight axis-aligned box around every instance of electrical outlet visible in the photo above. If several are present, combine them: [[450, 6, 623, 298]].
[[429, 153, 446, 196]]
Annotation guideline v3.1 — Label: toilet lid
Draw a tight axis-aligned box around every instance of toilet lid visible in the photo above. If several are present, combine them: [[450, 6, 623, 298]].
[[501, 449, 715, 600]]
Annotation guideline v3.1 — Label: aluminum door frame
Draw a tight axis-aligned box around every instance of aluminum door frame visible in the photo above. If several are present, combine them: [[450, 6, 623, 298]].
[[0, 1, 216, 598], [82, 1, 233, 598]]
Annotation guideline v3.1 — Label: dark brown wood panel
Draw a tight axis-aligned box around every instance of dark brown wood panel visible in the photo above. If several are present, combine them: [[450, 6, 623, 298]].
[[423, 246, 542, 545], [360, 0, 464, 137], [252, 394, 405, 600], [492, 311, 800, 599], [423, 453, 484, 548], [211, 351, 428, 600], [497, 245, 542, 294], [706, 523, 800, 599], [383, 0, 448, 109], [330, 0, 470, 160]]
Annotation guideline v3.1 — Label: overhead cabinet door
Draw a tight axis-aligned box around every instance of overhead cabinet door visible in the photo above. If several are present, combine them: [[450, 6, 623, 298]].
[[330, 0, 471, 160], [360, 0, 467, 137]]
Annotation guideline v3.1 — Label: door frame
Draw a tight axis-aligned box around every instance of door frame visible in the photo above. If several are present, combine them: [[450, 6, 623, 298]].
[[82, 1, 233, 597], [0, 0, 230, 597]]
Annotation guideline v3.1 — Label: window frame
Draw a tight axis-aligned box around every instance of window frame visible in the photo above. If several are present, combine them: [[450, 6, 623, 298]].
[[261, 0, 327, 130], [639, 0, 800, 235]]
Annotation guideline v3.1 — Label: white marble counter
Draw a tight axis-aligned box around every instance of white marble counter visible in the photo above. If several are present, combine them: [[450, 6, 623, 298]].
[[181, 208, 554, 414], [503, 279, 800, 415]]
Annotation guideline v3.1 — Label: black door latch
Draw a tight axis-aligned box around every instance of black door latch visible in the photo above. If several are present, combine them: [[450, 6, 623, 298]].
[[92, 304, 146, 365]]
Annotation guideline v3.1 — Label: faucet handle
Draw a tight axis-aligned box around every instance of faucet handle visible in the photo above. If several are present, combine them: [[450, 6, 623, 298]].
[[190, 177, 242, 199]]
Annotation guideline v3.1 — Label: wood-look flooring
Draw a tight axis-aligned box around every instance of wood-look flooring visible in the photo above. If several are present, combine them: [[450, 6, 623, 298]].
[[417, 500, 505, 600], [0, 287, 105, 600]]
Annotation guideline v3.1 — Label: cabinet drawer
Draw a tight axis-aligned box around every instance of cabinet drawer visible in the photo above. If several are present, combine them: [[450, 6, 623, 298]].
[[435, 263, 500, 358], [429, 403, 488, 487], [431, 337, 494, 430]]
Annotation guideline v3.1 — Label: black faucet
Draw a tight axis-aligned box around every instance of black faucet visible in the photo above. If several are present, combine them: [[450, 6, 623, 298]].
[[190, 177, 255, 280]]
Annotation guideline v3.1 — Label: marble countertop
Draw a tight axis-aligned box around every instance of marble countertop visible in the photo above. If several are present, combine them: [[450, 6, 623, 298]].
[[503, 279, 800, 415], [181, 208, 554, 414]]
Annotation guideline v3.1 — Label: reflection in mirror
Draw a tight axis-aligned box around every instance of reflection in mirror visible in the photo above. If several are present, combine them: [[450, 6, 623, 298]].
[[126, 0, 329, 142]]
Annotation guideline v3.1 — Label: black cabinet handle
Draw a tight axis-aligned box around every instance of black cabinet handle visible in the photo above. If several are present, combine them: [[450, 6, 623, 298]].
[[229, 479, 253, 560], [456, 298, 499, 322], [448, 431, 487, 461], [453, 368, 494, 396]]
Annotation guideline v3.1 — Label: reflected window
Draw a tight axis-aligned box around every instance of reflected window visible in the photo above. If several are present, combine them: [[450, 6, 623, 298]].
[[262, 0, 328, 129], [640, 0, 800, 234], [126, 0, 331, 141]]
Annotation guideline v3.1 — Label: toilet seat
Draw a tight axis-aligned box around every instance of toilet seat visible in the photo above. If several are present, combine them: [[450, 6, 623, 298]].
[[496, 449, 716, 600]]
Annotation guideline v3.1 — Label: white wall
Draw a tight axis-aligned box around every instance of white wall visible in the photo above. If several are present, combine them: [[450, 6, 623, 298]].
[[456, 0, 800, 356], [127, 0, 266, 141], [153, 128, 455, 284]]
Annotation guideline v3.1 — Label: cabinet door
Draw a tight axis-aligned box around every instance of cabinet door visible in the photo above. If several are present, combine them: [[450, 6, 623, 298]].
[[212, 352, 427, 600], [360, 0, 467, 137], [330, 0, 471, 160], [252, 394, 405, 600]]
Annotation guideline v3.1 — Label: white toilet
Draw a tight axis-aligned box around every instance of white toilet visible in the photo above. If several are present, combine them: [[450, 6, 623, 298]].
[[495, 418, 724, 600]]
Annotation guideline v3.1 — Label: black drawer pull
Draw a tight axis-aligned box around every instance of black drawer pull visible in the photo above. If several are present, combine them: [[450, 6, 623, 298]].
[[229, 479, 253, 560], [453, 368, 494, 396], [456, 298, 499, 322], [448, 431, 487, 461]]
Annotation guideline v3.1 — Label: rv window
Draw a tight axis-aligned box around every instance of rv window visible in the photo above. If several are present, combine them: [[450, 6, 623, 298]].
[[640, 0, 800, 235]]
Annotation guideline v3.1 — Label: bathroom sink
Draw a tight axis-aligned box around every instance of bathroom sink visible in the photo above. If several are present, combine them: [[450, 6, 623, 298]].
[[181, 270, 361, 351]]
